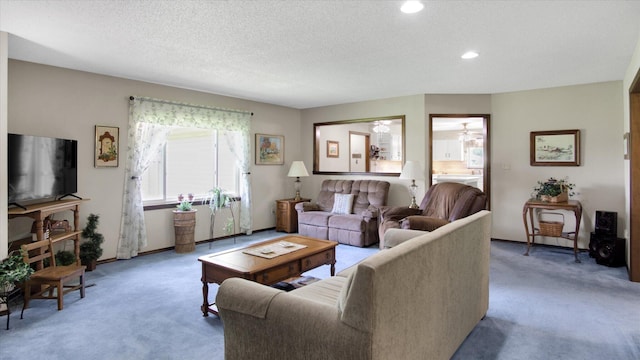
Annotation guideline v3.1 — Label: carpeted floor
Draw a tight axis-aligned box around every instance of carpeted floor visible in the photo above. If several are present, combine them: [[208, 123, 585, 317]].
[[0, 230, 638, 360]]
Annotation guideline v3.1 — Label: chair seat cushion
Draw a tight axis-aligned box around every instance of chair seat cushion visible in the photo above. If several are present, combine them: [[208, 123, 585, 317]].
[[328, 214, 364, 232], [298, 211, 333, 227]]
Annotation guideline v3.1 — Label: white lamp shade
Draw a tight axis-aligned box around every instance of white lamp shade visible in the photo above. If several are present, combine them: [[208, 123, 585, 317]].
[[399, 161, 424, 180], [287, 161, 309, 177]]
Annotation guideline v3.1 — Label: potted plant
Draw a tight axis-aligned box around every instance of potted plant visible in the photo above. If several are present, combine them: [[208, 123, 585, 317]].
[[205, 188, 235, 241], [0, 250, 34, 294], [533, 177, 575, 202], [80, 214, 104, 271], [173, 195, 197, 253]]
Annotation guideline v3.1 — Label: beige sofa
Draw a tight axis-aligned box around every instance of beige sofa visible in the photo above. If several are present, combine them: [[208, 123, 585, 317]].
[[216, 210, 492, 360]]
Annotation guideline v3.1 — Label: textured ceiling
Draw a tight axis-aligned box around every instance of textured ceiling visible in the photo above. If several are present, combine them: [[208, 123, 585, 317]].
[[1, 0, 640, 109]]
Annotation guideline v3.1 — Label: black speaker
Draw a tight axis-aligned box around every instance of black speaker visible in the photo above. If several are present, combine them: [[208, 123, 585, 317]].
[[590, 232, 626, 267], [595, 210, 617, 236]]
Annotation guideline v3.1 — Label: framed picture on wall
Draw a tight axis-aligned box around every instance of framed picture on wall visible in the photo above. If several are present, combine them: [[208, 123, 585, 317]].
[[327, 140, 339, 158], [95, 125, 119, 167], [467, 147, 484, 168], [256, 133, 284, 165], [530, 129, 580, 166]]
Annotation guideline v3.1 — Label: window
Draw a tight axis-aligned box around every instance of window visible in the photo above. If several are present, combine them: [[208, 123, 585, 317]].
[[142, 127, 238, 202]]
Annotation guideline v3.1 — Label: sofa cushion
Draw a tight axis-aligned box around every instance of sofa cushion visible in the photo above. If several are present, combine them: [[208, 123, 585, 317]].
[[351, 180, 390, 214], [328, 214, 364, 231], [289, 276, 348, 307], [316, 180, 353, 212], [297, 211, 332, 227], [332, 194, 355, 214]]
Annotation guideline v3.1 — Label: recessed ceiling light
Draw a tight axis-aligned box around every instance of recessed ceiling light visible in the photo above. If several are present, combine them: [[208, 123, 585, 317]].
[[401, 1, 424, 14], [461, 51, 479, 59]]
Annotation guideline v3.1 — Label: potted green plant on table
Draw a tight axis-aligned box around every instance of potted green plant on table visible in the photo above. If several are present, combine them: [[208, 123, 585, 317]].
[[80, 214, 104, 271], [0, 250, 34, 294], [173, 195, 197, 253], [533, 177, 575, 203]]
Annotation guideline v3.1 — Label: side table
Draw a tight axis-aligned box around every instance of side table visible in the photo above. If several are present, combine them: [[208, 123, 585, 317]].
[[276, 198, 310, 233], [522, 198, 583, 263]]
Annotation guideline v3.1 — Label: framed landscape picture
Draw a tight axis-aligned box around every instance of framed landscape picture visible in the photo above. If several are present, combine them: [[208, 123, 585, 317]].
[[256, 133, 284, 165], [95, 125, 119, 167], [530, 129, 580, 166]]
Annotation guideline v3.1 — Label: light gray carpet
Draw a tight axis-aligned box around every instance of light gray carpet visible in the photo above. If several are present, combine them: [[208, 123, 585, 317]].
[[0, 231, 638, 360]]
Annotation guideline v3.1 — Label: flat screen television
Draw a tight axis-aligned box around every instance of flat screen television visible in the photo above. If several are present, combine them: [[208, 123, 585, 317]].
[[8, 133, 78, 206]]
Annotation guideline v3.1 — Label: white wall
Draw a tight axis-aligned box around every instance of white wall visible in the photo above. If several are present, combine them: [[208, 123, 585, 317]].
[[491, 81, 625, 249], [6, 60, 302, 260]]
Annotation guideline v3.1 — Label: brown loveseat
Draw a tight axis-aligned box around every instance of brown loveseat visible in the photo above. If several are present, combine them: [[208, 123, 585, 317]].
[[378, 182, 487, 248], [295, 180, 390, 247]]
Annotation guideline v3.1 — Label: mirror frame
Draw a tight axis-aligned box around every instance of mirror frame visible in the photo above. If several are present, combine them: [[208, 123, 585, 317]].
[[313, 115, 406, 176]]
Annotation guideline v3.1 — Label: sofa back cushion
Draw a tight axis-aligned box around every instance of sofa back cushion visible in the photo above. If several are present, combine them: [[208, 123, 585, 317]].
[[350, 180, 390, 214], [316, 180, 353, 212]]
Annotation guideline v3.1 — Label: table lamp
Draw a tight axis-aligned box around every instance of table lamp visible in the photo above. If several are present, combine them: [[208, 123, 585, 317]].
[[399, 161, 424, 209], [287, 161, 309, 201]]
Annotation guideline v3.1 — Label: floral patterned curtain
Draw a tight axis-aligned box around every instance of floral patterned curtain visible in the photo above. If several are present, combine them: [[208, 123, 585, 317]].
[[116, 97, 252, 259]]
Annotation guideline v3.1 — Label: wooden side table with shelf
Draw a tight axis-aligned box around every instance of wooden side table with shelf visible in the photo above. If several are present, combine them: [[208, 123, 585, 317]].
[[275, 198, 310, 233], [522, 198, 583, 263]]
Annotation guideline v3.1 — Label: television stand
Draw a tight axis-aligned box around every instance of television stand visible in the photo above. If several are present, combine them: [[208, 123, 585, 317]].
[[8, 199, 89, 265], [57, 194, 83, 201]]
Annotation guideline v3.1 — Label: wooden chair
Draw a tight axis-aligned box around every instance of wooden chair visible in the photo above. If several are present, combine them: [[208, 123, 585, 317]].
[[20, 239, 86, 316]]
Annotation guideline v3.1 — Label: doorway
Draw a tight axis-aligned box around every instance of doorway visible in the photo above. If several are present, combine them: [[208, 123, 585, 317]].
[[429, 114, 491, 209], [349, 132, 370, 172]]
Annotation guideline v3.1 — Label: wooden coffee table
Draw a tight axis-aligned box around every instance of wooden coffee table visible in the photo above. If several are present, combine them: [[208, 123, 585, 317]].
[[198, 235, 337, 316]]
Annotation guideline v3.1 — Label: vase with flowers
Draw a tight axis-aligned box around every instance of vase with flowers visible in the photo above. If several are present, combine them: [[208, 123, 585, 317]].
[[533, 177, 575, 203]]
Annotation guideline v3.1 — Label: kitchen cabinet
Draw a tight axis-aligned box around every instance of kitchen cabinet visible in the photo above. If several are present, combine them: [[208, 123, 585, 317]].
[[433, 139, 463, 161]]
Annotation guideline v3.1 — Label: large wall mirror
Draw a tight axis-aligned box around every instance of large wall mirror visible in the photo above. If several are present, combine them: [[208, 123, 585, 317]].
[[314, 115, 405, 176], [429, 114, 491, 208]]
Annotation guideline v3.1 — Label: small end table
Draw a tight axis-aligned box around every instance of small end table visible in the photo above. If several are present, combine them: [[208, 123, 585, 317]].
[[522, 198, 583, 262], [275, 198, 310, 233]]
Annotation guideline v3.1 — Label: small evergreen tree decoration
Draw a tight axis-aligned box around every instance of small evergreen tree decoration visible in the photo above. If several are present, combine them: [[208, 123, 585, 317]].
[[80, 214, 104, 271]]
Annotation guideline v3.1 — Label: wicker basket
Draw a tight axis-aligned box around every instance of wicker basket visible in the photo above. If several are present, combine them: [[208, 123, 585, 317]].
[[539, 212, 564, 237]]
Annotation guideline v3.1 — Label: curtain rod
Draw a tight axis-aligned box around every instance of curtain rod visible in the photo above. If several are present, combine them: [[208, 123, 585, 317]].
[[129, 96, 253, 116]]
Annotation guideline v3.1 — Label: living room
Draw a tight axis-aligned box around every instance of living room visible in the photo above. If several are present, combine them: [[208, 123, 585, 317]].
[[1, 1, 640, 359], [2, 58, 635, 269]]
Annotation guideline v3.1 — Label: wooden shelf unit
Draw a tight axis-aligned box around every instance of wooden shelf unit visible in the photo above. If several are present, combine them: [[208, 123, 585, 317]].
[[8, 199, 87, 265]]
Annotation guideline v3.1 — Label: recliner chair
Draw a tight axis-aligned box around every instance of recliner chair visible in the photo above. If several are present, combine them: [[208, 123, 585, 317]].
[[378, 182, 487, 248]]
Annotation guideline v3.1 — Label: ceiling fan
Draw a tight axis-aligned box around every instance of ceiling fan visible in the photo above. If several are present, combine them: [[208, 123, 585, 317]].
[[458, 123, 482, 142]]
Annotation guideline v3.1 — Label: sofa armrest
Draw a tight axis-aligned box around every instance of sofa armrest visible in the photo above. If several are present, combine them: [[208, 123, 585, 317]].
[[295, 202, 321, 212], [361, 205, 380, 221], [216, 278, 370, 360], [379, 206, 422, 222], [401, 216, 450, 232]]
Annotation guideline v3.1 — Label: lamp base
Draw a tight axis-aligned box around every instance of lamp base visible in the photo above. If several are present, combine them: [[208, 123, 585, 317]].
[[294, 190, 301, 202], [408, 197, 419, 209]]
